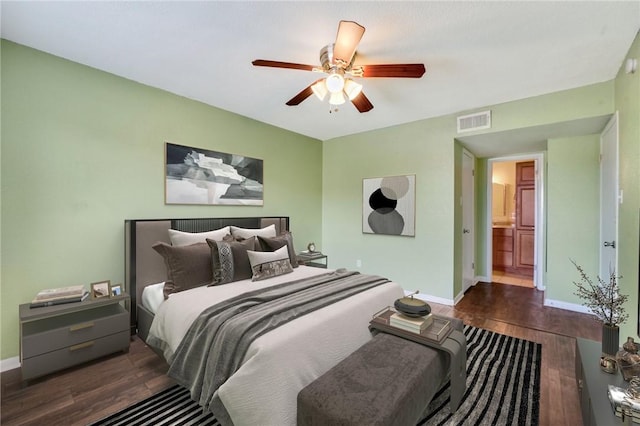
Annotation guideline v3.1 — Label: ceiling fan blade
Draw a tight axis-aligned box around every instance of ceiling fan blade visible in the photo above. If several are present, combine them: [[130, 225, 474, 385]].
[[333, 21, 365, 65], [285, 81, 320, 106], [351, 91, 374, 113], [359, 64, 426, 78], [252, 60, 316, 72]]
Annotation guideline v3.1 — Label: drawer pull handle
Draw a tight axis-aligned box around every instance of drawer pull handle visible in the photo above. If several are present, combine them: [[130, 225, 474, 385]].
[[69, 341, 95, 352], [69, 322, 94, 332]]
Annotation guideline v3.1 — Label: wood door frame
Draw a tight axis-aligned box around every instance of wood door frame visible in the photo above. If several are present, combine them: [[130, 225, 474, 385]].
[[486, 152, 546, 291]]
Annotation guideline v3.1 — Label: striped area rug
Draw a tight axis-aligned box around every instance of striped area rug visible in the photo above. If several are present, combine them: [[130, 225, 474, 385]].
[[419, 325, 541, 425], [90, 326, 540, 426]]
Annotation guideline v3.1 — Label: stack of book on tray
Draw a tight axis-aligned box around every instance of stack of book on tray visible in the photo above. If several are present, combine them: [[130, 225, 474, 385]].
[[30, 285, 89, 308], [389, 312, 452, 342], [390, 312, 433, 333], [608, 384, 640, 423]]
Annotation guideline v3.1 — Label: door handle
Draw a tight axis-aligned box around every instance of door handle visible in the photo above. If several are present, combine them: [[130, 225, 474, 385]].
[[604, 241, 616, 249], [463, 229, 470, 234]]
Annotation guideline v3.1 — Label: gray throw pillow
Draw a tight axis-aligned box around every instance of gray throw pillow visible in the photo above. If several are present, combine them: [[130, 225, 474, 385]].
[[257, 231, 299, 268], [152, 242, 212, 299]]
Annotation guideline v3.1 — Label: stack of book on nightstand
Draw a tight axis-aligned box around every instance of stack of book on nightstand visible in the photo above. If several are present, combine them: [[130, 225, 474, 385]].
[[30, 285, 89, 308], [608, 385, 640, 423], [390, 312, 433, 334]]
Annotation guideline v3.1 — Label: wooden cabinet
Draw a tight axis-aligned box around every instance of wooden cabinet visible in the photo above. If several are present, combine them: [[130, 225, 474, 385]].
[[516, 161, 535, 185], [514, 161, 535, 277], [19, 294, 130, 382], [516, 185, 536, 229], [515, 230, 535, 269], [492, 227, 514, 270]]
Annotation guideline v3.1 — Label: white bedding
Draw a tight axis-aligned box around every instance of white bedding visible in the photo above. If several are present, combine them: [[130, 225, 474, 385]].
[[147, 265, 404, 426]]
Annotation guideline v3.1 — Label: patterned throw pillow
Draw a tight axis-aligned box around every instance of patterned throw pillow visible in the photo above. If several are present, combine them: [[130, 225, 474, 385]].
[[247, 246, 294, 281], [207, 237, 256, 285]]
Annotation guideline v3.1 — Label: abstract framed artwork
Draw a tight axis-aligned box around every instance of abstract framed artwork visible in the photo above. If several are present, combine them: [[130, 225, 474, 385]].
[[165, 142, 264, 206], [362, 174, 415, 236]]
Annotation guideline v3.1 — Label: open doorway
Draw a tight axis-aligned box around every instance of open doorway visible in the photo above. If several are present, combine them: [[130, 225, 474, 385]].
[[487, 153, 545, 291]]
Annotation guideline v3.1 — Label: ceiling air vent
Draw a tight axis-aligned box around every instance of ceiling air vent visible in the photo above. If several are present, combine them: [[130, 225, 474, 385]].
[[457, 110, 491, 133]]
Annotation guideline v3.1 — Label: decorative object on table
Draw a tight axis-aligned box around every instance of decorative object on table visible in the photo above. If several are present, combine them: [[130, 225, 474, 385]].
[[394, 290, 431, 317], [91, 280, 111, 299], [600, 356, 618, 374], [307, 242, 316, 253], [571, 259, 628, 372], [608, 378, 640, 422], [111, 284, 123, 297], [362, 174, 415, 236], [617, 337, 640, 381], [30, 285, 88, 308], [165, 142, 263, 206]]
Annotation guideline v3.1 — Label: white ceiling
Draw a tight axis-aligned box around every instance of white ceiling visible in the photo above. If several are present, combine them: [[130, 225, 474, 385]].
[[2, 1, 639, 147]]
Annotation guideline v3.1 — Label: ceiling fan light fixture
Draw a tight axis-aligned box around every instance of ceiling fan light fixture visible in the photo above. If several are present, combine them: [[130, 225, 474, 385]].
[[329, 91, 346, 106], [325, 73, 345, 94], [343, 79, 363, 100], [311, 80, 327, 100]]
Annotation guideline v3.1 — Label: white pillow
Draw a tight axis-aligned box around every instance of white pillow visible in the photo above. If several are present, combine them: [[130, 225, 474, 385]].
[[141, 282, 165, 314], [247, 246, 293, 281], [168, 226, 230, 246], [231, 224, 277, 239]]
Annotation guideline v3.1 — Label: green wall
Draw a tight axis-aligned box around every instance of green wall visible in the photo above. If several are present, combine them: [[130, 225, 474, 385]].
[[546, 135, 601, 303], [322, 117, 456, 299], [323, 82, 614, 306], [0, 41, 323, 359], [615, 31, 640, 342]]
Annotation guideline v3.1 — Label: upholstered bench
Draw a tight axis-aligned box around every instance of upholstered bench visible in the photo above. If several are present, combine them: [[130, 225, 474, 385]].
[[297, 318, 466, 426]]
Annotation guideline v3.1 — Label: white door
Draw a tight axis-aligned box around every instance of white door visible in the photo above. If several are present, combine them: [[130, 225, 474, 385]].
[[600, 113, 619, 280], [462, 149, 475, 292]]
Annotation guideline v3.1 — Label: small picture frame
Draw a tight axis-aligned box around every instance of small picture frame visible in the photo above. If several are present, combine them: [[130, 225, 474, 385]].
[[91, 280, 111, 299], [111, 284, 122, 297]]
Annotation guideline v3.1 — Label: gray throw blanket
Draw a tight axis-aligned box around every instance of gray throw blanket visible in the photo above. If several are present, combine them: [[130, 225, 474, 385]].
[[167, 269, 390, 415]]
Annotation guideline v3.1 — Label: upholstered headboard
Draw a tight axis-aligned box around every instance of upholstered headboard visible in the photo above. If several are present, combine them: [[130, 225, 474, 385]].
[[125, 217, 289, 333]]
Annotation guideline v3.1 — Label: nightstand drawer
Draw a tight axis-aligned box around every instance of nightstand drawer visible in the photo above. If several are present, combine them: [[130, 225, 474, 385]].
[[22, 304, 128, 358], [21, 330, 130, 381]]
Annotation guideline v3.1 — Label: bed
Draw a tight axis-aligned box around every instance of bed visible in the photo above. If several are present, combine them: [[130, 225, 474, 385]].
[[124, 217, 405, 426]]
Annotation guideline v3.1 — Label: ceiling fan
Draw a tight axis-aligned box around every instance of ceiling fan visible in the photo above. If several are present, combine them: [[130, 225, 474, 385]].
[[252, 20, 426, 113]]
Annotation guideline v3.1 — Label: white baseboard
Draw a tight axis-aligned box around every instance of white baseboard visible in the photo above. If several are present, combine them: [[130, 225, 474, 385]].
[[476, 275, 491, 283], [544, 298, 593, 315], [404, 289, 455, 306], [1, 357, 20, 373]]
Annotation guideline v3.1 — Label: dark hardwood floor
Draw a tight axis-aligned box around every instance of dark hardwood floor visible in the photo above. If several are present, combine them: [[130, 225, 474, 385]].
[[1, 281, 600, 426]]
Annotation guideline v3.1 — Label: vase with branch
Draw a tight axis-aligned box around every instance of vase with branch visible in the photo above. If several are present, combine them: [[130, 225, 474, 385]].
[[571, 259, 628, 370]]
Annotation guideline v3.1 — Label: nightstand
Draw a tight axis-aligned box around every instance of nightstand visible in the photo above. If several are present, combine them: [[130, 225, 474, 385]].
[[297, 252, 328, 268], [19, 293, 130, 383]]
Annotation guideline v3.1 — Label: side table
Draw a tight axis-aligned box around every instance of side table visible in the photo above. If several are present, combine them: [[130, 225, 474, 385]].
[[19, 293, 130, 383], [576, 337, 629, 425], [297, 252, 328, 268]]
